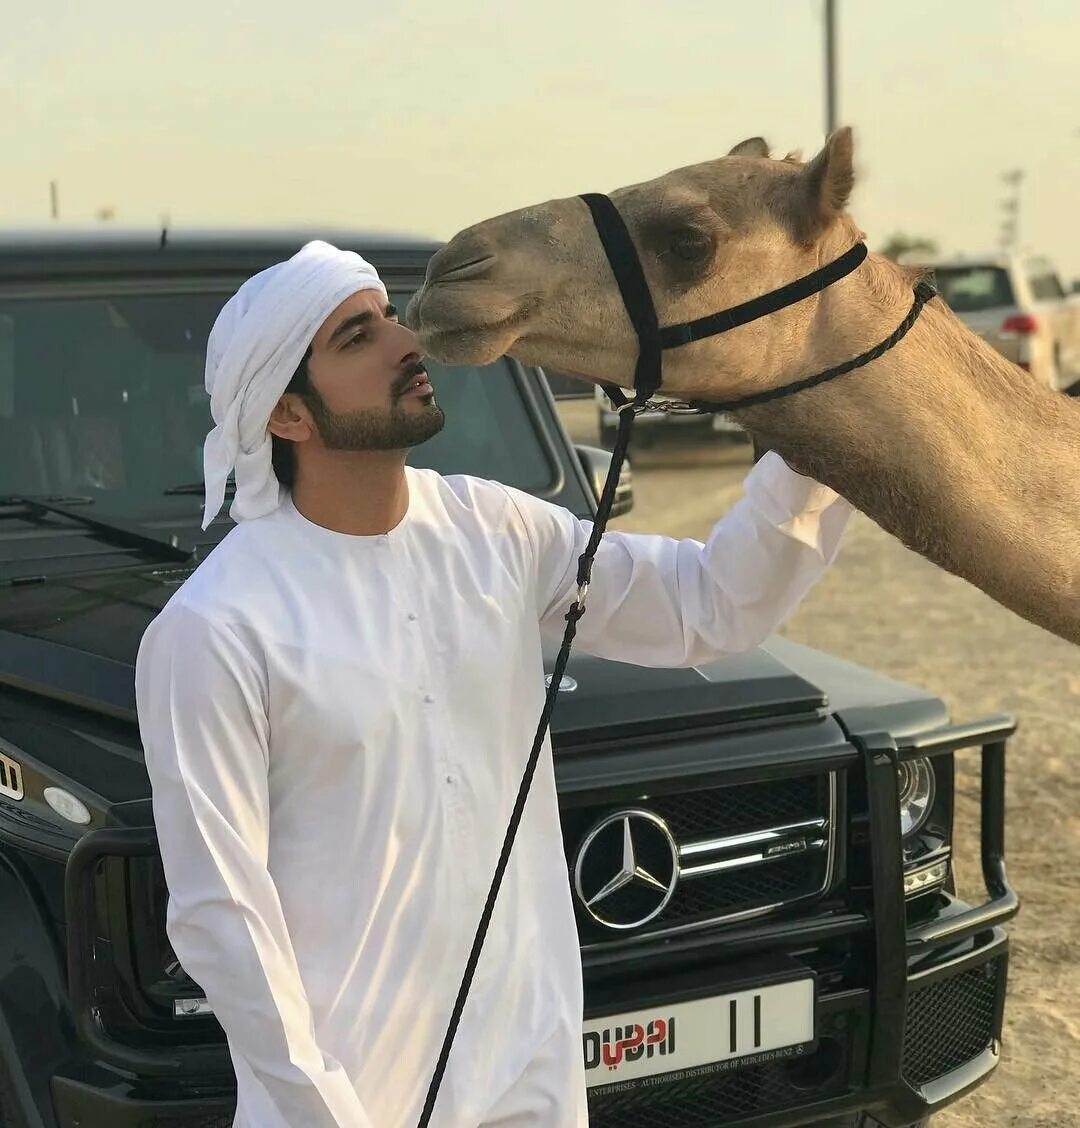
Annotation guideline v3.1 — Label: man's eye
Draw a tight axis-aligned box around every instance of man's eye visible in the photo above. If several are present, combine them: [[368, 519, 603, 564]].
[[348, 332, 368, 346]]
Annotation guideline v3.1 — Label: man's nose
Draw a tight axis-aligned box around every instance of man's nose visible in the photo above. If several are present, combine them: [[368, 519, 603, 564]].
[[394, 318, 422, 354]]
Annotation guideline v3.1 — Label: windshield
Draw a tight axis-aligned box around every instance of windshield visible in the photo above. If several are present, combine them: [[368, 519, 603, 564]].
[[932, 266, 1015, 313], [0, 289, 557, 521]]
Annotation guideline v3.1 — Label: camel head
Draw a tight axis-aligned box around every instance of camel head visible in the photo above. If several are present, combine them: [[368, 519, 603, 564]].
[[409, 128, 866, 403]]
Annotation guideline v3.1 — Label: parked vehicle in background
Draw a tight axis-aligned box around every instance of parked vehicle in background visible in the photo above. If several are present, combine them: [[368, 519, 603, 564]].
[[909, 252, 1080, 393], [594, 383, 748, 449], [543, 367, 594, 400]]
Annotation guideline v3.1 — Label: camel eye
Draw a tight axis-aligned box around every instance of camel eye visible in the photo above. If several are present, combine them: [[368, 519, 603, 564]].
[[670, 228, 711, 261]]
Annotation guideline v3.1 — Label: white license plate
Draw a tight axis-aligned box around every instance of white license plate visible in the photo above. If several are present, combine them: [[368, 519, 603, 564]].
[[582, 978, 814, 1090]]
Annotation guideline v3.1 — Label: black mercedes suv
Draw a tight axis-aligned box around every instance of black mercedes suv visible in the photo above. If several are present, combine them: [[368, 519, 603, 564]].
[[0, 229, 1018, 1127]]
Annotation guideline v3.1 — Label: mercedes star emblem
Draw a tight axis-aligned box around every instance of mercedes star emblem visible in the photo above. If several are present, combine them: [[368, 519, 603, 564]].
[[573, 809, 679, 930]]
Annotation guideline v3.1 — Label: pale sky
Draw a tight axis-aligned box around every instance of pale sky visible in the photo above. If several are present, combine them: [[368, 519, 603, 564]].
[[5, 0, 1080, 278]]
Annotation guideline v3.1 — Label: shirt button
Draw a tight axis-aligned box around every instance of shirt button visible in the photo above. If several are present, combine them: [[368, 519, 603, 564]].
[[407, 613, 417, 622], [445, 774, 455, 785], [423, 694, 435, 705]]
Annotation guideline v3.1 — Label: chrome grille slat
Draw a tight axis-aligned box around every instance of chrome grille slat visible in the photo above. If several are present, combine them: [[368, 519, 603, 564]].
[[678, 816, 828, 859], [680, 837, 828, 880]]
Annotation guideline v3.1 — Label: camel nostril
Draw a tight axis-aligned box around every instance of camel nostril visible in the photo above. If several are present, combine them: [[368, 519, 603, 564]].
[[430, 254, 496, 284], [426, 234, 498, 284]]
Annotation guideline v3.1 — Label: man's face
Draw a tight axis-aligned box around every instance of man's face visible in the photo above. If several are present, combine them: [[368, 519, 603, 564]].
[[287, 289, 445, 452]]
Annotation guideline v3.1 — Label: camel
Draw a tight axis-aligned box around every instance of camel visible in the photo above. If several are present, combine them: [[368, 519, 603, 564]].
[[408, 128, 1080, 645]]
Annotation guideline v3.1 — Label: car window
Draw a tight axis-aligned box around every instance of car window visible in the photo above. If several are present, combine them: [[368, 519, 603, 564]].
[[0, 289, 557, 519], [1029, 273, 1065, 302], [932, 267, 1015, 313]]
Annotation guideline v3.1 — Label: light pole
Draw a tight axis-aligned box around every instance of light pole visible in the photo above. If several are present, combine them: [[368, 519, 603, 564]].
[[824, 0, 838, 135], [1000, 169, 1023, 255]]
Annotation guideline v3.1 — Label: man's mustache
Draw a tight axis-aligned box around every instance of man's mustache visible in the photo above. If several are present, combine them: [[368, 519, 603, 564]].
[[392, 360, 430, 397]]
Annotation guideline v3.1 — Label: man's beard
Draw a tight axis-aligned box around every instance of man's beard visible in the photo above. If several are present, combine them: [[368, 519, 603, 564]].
[[303, 386, 445, 452]]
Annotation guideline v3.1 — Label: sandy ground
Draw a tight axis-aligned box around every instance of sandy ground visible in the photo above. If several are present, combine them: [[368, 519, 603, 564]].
[[556, 399, 1080, 1128]]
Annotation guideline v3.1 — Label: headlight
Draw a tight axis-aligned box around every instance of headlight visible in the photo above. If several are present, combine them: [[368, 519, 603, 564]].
[[897, 757, 936, 837]]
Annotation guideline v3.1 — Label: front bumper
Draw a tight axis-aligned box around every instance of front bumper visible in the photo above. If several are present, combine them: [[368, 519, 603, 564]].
[[51, 720, 1018, 1128]]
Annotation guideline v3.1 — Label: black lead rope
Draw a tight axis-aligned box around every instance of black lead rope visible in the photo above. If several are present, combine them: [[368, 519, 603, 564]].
[[416, 403, 636, 1128], [418, 193, 935, 1127]]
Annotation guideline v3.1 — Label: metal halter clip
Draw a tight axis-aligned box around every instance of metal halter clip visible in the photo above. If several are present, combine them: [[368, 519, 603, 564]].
[[575, 579, 590, 610], [641, 398, 706, 416]]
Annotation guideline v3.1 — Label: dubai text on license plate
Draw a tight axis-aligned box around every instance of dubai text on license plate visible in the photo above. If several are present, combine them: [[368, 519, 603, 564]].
[[582, 977, 815, 1090]]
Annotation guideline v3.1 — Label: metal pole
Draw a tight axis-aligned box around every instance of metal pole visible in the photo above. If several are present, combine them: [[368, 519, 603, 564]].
[[824, 0, 837, 135], [49, 181, 59, 220]]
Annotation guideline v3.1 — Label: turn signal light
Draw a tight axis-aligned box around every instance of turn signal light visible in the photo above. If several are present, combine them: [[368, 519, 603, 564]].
[[904, 857, 950, 898]]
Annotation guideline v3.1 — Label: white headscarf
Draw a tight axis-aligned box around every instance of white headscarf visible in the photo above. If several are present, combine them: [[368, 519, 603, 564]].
[[201, 239, 388, 530]]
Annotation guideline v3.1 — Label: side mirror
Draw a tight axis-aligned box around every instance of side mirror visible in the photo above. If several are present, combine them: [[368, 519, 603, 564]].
[[575, 444, 634, 519]]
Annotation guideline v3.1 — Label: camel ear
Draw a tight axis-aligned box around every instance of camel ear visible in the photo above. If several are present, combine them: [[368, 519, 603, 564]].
[[727, 137, 770, 158], [796, 127, 855, 239]]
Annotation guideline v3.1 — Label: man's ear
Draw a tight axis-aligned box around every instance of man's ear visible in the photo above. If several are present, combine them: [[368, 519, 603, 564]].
[[267, 394, 313, 442]]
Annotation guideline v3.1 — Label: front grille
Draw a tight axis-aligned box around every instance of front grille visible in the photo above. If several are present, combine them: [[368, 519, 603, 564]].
[[589, 1012, 850, 1127], [662, 854, 818, 922], [563, 773, 835, 945], [645, 775, 822, 839], [902, 959, 1002, 1087], [132, 1113, 233, 1128]]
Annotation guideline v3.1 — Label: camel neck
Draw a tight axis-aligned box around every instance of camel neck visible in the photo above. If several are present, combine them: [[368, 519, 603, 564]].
[[742, 266, 1080, 642]]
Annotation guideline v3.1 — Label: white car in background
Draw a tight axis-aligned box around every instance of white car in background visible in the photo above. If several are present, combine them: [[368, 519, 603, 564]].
[[911, 252, 1080, 392]]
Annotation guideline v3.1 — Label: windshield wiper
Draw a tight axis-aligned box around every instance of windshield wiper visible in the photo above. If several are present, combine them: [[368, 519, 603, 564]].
[[0, 494, 195, 562], [0, 493, 96, 506], [163, 481, 236, 496]]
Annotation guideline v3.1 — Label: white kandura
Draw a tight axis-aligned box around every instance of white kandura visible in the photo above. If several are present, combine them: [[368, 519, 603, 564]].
[[135, 454, 851, 1127]]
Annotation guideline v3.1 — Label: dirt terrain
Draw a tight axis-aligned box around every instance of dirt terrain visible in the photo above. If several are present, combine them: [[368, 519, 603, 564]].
[[557, 399, 1080, 1128]]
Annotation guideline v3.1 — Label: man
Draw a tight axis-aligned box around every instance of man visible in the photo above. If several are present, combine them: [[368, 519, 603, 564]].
[[135, 240, 853, 1128]]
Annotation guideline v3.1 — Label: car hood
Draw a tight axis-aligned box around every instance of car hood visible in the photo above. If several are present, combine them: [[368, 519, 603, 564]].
[[0, 567, 830, 728], [0, 569, 948, 823]]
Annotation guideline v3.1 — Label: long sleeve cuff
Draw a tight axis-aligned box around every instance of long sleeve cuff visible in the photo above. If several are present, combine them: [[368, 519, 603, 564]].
[[743, 450, 851, 557]]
